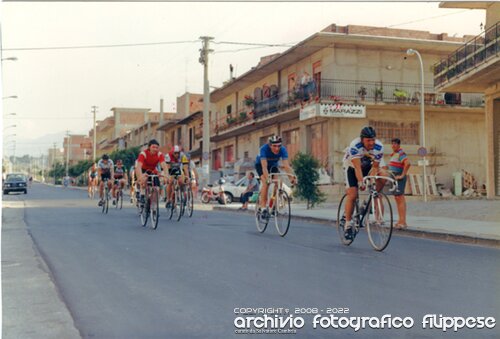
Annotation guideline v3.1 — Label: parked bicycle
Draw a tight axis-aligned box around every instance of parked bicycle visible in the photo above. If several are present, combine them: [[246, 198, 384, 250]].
[[139, 173, 161, 229], [255, 173, 296, 237], [337, 175, 398, 251]]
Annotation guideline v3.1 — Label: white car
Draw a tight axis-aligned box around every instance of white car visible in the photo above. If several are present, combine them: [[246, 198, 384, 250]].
[[212, 176, 293, 204]]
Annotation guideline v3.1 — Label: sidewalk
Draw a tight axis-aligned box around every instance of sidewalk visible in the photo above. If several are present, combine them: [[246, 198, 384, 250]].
[[214, 200, 500, 246]]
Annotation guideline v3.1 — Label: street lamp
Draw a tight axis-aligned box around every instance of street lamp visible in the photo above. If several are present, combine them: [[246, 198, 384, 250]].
[[406, 48, 427, 202], [2, 95, 18, 100], [3, 124, 16, 131]]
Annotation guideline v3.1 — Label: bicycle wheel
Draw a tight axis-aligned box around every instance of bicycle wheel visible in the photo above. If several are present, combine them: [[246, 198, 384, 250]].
[[366, 192, 393, 251], [254, 192, 268, 233], [149, 188, 159, 229], [175, 186, 183, 222], [337, 194, 358, 246], [140, 194, 149, 227], [118, 190, 123, 209], [186, 188, 194, 217], [274, 190, 291, 237]]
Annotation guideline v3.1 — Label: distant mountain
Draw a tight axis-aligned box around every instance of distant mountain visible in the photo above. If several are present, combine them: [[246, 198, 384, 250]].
[[12, 131, 68, 157]]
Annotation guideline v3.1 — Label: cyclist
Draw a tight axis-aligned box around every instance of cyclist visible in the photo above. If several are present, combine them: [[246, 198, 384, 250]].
[[97, 154, 114, 207], [112, 159, 128, 205], [88, 163, 98, 198], [342, 126, 387, 240], [255, 135, 296, 219], [165, 145, 189, 209], [129, 162, 136, 203], [135, 139, 168, 205]]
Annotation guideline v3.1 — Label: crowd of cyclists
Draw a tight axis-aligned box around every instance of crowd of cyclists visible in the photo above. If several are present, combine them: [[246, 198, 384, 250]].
[[86, 126, 409, 243]]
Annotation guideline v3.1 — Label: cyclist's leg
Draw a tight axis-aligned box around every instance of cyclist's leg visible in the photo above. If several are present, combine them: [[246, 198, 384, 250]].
[[99, 176, 104, 199], [255, 163, 268, 209], [112, 180, 117, 199], [344, 167, 359, 223]]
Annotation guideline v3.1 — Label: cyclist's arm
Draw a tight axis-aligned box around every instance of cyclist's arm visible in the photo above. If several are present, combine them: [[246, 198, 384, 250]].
[[260, 158, 269, 179], [351, 158, 364, 184], [182, 163, 189, 179], [369, 160, 380, 176], [135, 162, 143, 182]]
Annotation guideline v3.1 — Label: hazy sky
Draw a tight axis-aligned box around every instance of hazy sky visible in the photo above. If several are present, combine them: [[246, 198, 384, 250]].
[[1, 1, 486, 156]]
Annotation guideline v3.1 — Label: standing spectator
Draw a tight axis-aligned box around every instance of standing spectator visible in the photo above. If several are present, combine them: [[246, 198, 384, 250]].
[[239, 172, 259, 211], [388, 138, 411, 229]]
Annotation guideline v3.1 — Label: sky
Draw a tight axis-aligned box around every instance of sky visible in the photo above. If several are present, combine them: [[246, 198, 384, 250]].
[[0, 1, 486, 157]]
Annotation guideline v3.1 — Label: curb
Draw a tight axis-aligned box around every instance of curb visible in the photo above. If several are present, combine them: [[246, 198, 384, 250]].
[[213, 206, 500, 248]]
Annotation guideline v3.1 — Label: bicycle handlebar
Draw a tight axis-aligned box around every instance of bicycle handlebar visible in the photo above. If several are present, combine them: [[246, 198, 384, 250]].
[[363, 175, 398, 192]]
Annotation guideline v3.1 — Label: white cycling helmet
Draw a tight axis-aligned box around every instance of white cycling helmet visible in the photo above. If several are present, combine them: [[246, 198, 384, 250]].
[[173, 145, 181, 152]]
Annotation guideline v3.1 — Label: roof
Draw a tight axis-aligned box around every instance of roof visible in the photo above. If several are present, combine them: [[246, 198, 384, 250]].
[[157, 119, 181, 131], [210, 26, 470, 102], [176, 110, 203, 125]]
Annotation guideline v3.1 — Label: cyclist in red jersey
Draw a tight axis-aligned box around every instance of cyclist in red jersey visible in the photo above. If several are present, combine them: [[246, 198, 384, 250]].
[[135, 139, 168, 204]]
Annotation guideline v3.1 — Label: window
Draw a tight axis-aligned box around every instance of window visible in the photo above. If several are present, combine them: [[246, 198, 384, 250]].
[[226, 104, 232, 115], [308, 122, 328, 167], [288, 73, 296, 94], [282, 129, 300, 161], [260, 135, 273, 147], [177, 127, 182, 146], [369, 120, 419, 145], [313, 61, 322, 97], [189, 128, 193, 150], [212, 149, 222, 170], [244, 151, 249, 158], [224, 145, 234, 163]]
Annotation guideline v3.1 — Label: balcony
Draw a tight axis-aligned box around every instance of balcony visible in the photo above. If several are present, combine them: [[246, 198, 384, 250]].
[[211, 78, 484, 137], [434, 21, 500, 90]]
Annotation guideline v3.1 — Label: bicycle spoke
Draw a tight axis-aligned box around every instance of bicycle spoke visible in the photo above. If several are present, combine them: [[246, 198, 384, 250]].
[[274, 190, 291, 236]]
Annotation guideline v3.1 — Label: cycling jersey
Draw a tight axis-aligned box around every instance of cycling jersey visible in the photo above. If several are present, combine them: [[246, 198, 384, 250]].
[[343, 137, 384, 169], [255, 144, 288, 168], [114, 166, 125, 179], [165, 151, 189, 171], [97, 159, 114, 179], [137, 149, 165, 172]]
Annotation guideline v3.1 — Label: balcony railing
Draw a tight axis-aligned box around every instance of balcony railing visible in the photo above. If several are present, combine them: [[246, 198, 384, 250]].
[[434, 21, 500, 87], [211, 78, 484, 134]]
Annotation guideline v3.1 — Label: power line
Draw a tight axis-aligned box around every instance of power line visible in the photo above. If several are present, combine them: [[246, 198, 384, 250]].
[[2, 40, 198, 52]]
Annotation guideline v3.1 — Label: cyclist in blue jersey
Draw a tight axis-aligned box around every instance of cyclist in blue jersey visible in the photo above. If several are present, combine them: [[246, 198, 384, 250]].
[[255, 135, 296, 218]]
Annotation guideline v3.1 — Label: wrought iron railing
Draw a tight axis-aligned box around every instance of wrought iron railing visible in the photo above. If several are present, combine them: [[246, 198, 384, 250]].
[[434, 21, 500, 87], [211, 78, 484, 134]]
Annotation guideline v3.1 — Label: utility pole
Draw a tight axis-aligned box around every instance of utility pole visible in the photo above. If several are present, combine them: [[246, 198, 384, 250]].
[[52, 142, 57, 184], [91, 106, 98, 162], [65, 130, 70, 177], [199, 36, 214, 186]]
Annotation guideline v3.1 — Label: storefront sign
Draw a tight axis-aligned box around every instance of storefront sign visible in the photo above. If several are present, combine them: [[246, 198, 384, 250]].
[[300, 103, 366, 121], [319, 103, 366, 118]]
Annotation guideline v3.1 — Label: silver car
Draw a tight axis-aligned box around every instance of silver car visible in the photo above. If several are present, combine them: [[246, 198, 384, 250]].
[[212, 176, 292, 204]]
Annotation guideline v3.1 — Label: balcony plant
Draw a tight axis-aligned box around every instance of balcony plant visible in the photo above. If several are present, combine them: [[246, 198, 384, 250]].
[[239, 111, 247, 122], [226, 116, 237, 125], [393, 88, 408, 103], [357, 86, 367, 100], [243, 95, 255, 107], [374, 87, 384, 102]]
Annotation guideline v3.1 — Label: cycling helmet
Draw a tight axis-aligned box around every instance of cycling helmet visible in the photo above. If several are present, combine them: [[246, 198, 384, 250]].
[[148, 139, 160, 147], [360, 126, 376, 139], [172, 145, 181, 153], [116, 159, 123, 165], [268, 135, 282, 144], [102, 154, 109, 160]]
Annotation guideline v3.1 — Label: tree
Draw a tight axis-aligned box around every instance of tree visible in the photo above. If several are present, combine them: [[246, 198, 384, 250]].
[[109, 146, 141, 170], [48, 162, 65, 180], [291, 153, 326, 209]]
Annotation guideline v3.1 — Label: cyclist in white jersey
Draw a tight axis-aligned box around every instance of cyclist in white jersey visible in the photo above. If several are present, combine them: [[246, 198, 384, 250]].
[[342, 126, 387, 240]]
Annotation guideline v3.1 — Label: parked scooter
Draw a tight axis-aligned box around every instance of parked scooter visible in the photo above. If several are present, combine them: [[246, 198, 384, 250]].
[[201, 178, 227, 204]]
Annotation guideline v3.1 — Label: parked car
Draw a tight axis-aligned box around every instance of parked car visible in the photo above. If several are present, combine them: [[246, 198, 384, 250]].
[[211, 176, 293, 204], [3, 173, 28, 195]]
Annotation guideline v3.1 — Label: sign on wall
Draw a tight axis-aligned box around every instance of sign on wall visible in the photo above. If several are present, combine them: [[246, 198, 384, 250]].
[[300, 103, 366, 121]]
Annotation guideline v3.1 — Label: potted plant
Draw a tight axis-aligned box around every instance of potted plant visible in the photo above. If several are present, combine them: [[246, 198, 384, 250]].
[[243, 95, 255, 107], [374, 87, 384, 102], [393, 88, 409, 103], [239, 111, 247, 121], [357, 86, 367, 100]]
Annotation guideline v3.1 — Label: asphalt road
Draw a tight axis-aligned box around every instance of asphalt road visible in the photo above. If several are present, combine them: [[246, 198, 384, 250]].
[[4, 183, 499, 338]]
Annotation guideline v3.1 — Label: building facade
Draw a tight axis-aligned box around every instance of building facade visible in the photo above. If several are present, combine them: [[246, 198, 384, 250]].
[[434, 1, 500, 197], [209, 24, 485, 191]]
